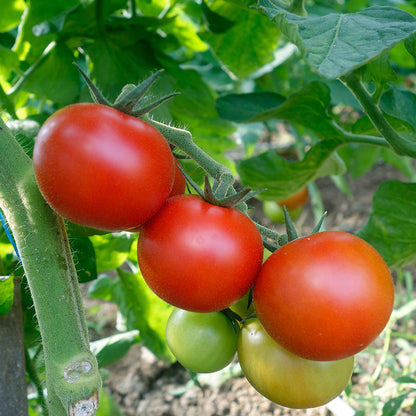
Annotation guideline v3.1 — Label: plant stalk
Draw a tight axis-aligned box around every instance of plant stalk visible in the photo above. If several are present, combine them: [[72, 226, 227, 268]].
[[145, 117, 236, 195], [341, 71, 416, 158], [0, 118, 101, 415]]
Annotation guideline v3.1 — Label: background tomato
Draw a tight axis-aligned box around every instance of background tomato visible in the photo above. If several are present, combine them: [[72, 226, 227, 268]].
[[137, 194, 264, 312], [277, 187, 309, 210], [263, 187, 309, 223], [254, 231, 394, 361], [33, 103, 175, 231], [238, 318, 354, 409], [263, 200, 302, 223], [166, 308, 238, 373]]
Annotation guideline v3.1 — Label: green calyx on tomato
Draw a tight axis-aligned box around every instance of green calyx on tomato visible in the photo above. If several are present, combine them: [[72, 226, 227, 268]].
[[166, 308, 238, 373], [238, 318, 354, 409], [253, 230, 394, 361], [138, 194, 264, 312]]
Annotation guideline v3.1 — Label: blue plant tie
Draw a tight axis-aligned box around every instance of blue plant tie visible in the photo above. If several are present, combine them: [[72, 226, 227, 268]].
[[0, 210, 21, 261]]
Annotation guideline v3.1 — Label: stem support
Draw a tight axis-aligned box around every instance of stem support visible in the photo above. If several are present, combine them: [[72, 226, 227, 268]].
[[0, 119, 101, 415]]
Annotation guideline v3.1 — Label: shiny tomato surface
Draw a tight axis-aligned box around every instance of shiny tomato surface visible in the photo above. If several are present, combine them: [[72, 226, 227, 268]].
[[33, 103, 175, 231], [254, 231, 394, 361], [238, 318, 354, 408], [138, 194, 264, 312]]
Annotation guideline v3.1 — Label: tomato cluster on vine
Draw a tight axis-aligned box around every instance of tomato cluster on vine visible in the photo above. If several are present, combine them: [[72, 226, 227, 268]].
[[33, 99, 395, 410]]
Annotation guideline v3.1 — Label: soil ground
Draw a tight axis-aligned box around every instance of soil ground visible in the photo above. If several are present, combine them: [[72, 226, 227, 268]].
[[91, 162, 414, 416]]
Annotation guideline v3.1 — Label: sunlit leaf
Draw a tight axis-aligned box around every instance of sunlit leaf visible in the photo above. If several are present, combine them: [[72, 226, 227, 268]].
[[358, 180, 416, 268], [258, 2, 416, 78]]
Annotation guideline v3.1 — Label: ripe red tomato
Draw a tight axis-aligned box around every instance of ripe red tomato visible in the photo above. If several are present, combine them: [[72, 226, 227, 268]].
[[170, 162, 186, 197], [238, 318, 354, 409], [253, 231, 394, 361], [33, 103, 175, 231], [137, 194, 264, 312], [166, 308, 238, 373]]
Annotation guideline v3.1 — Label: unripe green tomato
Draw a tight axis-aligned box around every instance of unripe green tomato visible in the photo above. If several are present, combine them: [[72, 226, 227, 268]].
[[229, 290, 255, 319], [166, 308, 238, 373], [238, 318, 354, 409], [263, 201, 302, 223], [263, 187, 309, 223]]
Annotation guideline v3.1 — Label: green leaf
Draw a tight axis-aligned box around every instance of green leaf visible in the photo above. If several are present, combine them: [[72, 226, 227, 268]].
[[95, 388, 124, 416], [23, 43, 81, 105], [90, 330, 139, 368], [216, 92, 286, 122], [258, 2, 416, 79], [0, 0, 26, 32], [201, 0, 235, 33], [217, 81, 344, 140], [90, 233, 135, 273], [0, 276, 14, 315], [237, 141, 346, 200], [69, 236, 97, 283], [13, 0, 80, 59], [0, 45, 20, 83], [86, 38, 158, 102], [88, 271, 174, 362], [358, 181, 416, 268], [361, 52, 397, 86], [382, 393, 408, 416], [395, 375, 416, 384], [338, 144, 380, 179], [202, 3, 280, 78], [116, 268, 174, 362], [380, 86, 416, 134]]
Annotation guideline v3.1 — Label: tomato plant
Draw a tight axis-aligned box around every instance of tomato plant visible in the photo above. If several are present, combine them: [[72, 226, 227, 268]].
[[137, 194, 264, 312], [33, 103, 175, 231], [238, 318, 354, 409], [166, 308, 238, 373], [254, 231, 394, 361]]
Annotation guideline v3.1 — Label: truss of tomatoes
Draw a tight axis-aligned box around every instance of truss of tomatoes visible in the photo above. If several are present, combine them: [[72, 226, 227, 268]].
[[33, 103, 394, 410]]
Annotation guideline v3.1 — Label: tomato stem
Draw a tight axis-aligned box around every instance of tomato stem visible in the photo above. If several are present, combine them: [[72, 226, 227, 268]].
[[341, 71, 416, 158], [0, 119, 101, 415], [145, 116, 236, 192]]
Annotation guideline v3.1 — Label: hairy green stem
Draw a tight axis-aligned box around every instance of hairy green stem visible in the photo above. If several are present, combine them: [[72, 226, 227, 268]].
[[338, 130, 392, 149], [145, 117, 235, 193], [0, 118, 101, 415], [341, 71, 416, 158]]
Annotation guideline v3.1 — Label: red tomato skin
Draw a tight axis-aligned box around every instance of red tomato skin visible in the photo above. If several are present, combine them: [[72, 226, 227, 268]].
[[170, 162, 186, 197], [33, 103, 175, 231], [137, 194, 264, 312], [253, 231, 394, 361]]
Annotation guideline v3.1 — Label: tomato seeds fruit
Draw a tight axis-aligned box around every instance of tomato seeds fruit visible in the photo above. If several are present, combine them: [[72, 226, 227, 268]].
[[138, 194, 264, 312], [33, 103, 175, 231], [166, 308, 238, 373], [238, 318, 354, 408], [253, 231, 394, 361]]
